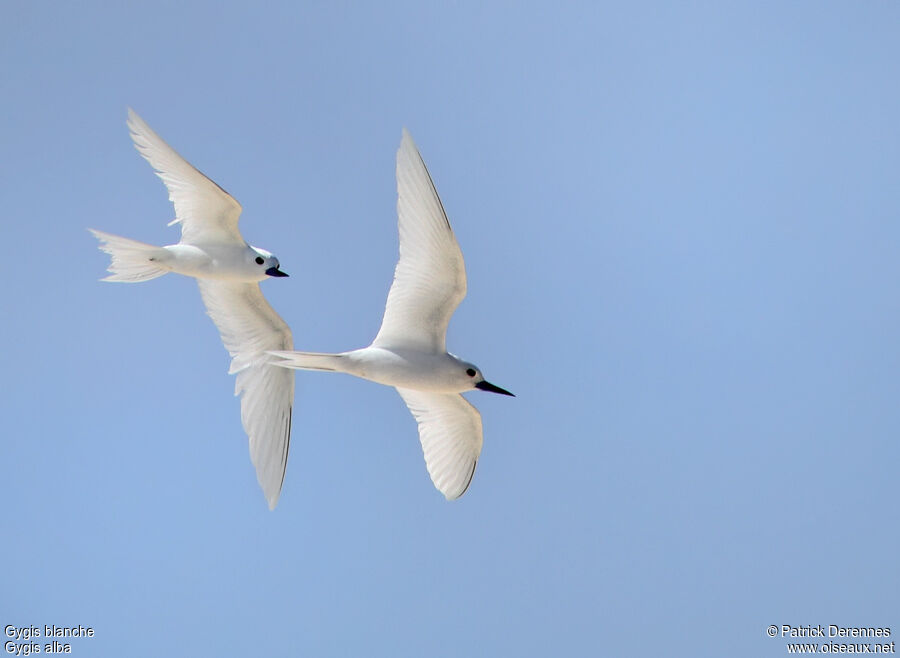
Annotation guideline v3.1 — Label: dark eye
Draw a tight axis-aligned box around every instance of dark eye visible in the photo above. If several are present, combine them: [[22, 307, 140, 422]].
[[255, 256, 265, 265], [466, 368, 476, 377]]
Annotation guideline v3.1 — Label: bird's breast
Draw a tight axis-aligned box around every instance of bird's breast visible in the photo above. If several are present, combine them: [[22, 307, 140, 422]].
[[164, 244, 266, 282], [347, 348, 467, 393]]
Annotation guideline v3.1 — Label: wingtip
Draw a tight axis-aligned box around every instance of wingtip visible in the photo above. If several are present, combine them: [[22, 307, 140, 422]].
[[397, 129, 425, 178], [87, 227, 114, 242], [126, 108, 146, 150], [437, 458, 477, 501], [126, 107, 140, 130], [125, 108, 155, 149], [399, 127, 419, 155]]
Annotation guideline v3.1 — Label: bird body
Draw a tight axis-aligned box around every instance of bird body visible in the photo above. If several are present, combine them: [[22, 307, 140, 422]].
[[154, 242, 281, 281], [272, 130, 512, 500], [92, 113, 511, 505], [91, 109, 293, 509], [275, 348, 483, 393], [90, 231, 283, 283]]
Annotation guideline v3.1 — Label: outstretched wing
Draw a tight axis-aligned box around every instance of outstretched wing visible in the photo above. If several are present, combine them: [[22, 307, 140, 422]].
[[396, 387, 482, 500], [197, 280, 294, 509], [127, 108, 244, 245], [372, 130, 467, 352]]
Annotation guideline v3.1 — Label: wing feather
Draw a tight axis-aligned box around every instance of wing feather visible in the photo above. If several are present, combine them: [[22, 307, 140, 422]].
[[127, 109, 244, 245], [372, 130, 466, 352], [396, 388, 482, 499], [197, 280, 294, 509]]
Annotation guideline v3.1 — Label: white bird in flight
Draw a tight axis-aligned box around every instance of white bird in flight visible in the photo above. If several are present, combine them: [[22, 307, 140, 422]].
[[90, 109, 294, 510], [271, 130, 513, 500]]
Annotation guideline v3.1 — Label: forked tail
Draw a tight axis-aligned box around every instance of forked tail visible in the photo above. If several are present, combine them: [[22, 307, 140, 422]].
[[268, 350, 346, 372], [89, 229, 170, 282]]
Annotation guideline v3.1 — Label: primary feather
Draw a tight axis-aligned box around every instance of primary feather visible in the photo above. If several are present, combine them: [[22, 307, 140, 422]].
[[372, 130, 467, 352], [127, 108, 244, 245]]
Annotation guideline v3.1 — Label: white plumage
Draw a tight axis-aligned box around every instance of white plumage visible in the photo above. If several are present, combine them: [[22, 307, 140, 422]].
[[91, 110, 294, 509], [272, 130, 512, 500]]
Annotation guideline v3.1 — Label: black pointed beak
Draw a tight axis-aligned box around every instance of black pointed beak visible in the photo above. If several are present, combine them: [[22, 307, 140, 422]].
[[266, 267, 289, 277], [475, 380, 515, 397]]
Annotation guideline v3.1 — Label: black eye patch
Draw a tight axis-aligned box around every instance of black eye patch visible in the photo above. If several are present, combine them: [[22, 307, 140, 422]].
[[255, 257, 265, 265], [466, 368, 476, 377]]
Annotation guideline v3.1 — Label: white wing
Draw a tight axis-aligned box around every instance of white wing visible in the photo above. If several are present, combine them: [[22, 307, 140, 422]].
[[396, 388, 482, 500], [127, 108, 244, 245], [372, 130, 467, 352], [197, 280, 294, 509]]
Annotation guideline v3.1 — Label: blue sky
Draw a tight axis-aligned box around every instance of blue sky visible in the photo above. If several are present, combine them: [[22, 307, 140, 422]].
[[2, 2, 898, 656]]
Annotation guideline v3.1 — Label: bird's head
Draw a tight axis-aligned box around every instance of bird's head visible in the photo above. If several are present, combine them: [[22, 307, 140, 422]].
[[251, 247, 288, 278], [458, 360, 514, 397]]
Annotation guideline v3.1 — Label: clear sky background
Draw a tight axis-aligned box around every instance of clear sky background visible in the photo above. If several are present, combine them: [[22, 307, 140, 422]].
[[2, 2, 898, 656]]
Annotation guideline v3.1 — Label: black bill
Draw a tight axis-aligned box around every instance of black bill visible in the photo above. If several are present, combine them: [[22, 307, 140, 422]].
[[475, 380, 515, 397]]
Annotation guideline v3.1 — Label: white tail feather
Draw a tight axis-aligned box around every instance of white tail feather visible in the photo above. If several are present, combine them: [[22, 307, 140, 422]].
[[268, 350, 345, 372], [89, 229, 170, 282]]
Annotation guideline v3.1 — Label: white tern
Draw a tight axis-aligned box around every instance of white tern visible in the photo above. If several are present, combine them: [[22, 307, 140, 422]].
[[90, 109, 294, 510], [271, 130, 513, 500]]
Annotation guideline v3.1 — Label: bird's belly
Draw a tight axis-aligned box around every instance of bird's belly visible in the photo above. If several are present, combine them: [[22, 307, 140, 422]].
[[163, 245, 266, 282], [349, 349, 464, 393]]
